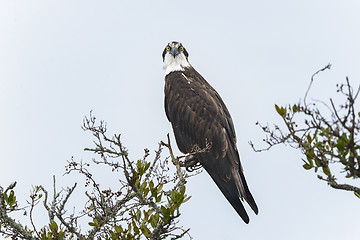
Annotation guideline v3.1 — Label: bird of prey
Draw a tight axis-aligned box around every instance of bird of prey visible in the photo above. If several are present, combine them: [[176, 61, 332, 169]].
[[162, 41, 258, 223]]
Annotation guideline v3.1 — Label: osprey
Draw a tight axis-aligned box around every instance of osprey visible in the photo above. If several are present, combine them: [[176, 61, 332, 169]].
[[162, 41, 258, 223]]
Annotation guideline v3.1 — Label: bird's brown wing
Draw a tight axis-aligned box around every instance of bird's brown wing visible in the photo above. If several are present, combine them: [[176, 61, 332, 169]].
[[164, 67, 258, 223]]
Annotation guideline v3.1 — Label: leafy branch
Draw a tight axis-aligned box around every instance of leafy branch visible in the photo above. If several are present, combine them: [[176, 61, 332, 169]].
[[0, 112, 193, 239], [250, 65, 360, 197]]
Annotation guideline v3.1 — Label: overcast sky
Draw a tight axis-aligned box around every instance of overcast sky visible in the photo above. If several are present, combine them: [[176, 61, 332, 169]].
[[1, 1, 360, 239]]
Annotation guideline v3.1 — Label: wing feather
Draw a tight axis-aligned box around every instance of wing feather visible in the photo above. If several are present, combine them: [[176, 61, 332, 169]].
[[164, 67, 258, 222]]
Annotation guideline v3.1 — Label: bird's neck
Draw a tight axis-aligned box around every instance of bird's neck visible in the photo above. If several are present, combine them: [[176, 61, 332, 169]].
[[163, 55, 191, 75]]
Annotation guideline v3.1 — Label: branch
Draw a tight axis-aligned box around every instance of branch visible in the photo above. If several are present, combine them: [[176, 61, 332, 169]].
[[161, 134, 186, 190], [252, 65, 360, 196], [304, 63, 331, 107], [318, 176, 360, 194], [0, 184, 36, 239]]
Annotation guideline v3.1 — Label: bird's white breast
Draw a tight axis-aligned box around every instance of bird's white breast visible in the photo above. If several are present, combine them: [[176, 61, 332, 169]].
[[163, 53, 191, 75]]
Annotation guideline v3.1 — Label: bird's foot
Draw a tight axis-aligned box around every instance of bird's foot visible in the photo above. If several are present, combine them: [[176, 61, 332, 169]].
[[181, 155, 202, 172]]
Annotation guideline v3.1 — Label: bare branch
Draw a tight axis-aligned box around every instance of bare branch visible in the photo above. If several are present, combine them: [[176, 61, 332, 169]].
[[304, 63, 331, 107]]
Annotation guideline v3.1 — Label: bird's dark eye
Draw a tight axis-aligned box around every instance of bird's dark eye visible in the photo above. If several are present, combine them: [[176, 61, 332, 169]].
[[166, 46, 171, 51], [179, 46, 184, 51]]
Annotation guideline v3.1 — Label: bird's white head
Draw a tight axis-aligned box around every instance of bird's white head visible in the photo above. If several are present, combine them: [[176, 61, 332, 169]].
[[162, 41, 191, 75]]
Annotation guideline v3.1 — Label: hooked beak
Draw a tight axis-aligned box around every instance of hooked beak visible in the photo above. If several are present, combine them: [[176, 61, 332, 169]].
[[170, 48, 180, 57]]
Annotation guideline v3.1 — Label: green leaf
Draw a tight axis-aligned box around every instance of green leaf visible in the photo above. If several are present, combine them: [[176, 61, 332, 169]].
[[114, 225, 123, 233], [306, 134, 312, 143], [303, 163, 312, 170], [49, 221, 58, 232], [137, 160, 147, 176], [157, 183, 163, 192], [3, 192, 8, 202], [155, 192, 162, 202], [143, 209, 149, 221], [322, 167, 331, 177], [89, 218, 99, 227], [8, 190, 14, 203], [292, 104, 298, 113], [59, 231, 65, 238], [183, 195, 191, 203], [132, 220, 139, 235], [135, 178, 140, 188], [144, 162, 151, 172], [354, 191, 360, 199], [180, 186, 186, 195], [161, 205, 171, 222], [150, 213, 159, 228], [143, 187, 149, 197], [88, 221, 96, 227], [275, 104, 280, 114], [140, 224, 152, 238], [135, 209, 141, 221], [306, 155, 314, 166], [314, 158, 321, 167], [275, 104, 286, 117]]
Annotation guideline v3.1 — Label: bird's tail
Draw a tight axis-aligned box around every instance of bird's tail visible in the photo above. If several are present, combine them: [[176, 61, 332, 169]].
[[200, 147, 258, 223], [213, 175, 251, 223], [238, 168, 258, 215]]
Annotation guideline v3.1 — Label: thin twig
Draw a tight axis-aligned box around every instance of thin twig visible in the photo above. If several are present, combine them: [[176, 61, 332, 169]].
[[161, 134, 186, 189], [304, 63, 331, 107]]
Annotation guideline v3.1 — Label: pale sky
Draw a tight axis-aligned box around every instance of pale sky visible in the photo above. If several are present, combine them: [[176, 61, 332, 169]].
[[1, 1, 360, 239]]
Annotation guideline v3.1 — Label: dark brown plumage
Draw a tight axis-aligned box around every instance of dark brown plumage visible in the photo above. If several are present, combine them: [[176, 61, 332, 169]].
[[163, 42, 258, 223]]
